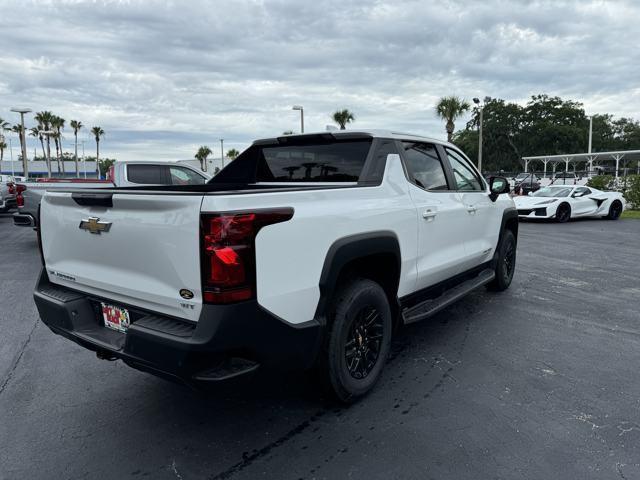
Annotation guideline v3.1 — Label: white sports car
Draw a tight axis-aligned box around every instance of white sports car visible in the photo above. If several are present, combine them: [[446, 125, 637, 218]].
[[513, 185, 625, 222]]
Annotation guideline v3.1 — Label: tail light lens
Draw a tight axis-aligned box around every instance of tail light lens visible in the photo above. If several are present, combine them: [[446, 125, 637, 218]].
[[16, 184, 26, 208], [7, 182, 15, 195], [201, 208, 294, 304]]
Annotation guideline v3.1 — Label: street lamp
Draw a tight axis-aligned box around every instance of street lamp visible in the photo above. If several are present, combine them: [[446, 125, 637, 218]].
[[472, 98, 483, 174], [292, 105, 304, 133], [10, 107, 31, 178], [219, 139, 224, 169]]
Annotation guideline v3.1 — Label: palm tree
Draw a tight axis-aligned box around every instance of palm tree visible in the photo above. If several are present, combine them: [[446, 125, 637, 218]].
[[435, 96, 470, 142], [10, 125, 26, 162], [332, 109, 355, 130], [195, 145, 212, 172], [0, 140, 6, 163], [35, 111, 54, 177], [70, 120, 83, 177], [50, 116, 65, 174], [91, 126, 105, 178], [0, 118, 9, 132], [29, 126, 46, 159], [226, 148, 240, 160]]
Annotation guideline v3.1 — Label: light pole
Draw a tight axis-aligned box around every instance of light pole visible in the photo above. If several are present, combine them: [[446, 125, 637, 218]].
[[220, 139, 224, 169], [10, 107, 31, 178], [472, 98, 483, 174], [292, 105, 304, 133]]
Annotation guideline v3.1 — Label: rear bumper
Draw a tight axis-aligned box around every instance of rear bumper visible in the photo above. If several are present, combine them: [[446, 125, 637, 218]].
[[13, 212, 36, 227], [33, 269, 322, 383]]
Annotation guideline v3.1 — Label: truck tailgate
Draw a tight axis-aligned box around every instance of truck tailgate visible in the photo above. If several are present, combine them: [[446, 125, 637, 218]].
[[40, 191, 204, 321]]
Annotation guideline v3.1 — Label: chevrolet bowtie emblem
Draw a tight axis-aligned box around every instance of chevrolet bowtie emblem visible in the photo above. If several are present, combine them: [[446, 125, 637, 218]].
[[79, 217, 112, 235]]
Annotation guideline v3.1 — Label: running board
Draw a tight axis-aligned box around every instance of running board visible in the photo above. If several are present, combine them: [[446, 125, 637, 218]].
[[402, 268, 495, 324], [192, 357, 260, 382]]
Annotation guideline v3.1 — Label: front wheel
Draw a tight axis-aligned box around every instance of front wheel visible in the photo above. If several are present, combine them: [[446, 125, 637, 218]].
[[319, 278, 392, 403], [488, 229, 516, 292], [555, 203, 571, 223], [606, 200, 623, 220]]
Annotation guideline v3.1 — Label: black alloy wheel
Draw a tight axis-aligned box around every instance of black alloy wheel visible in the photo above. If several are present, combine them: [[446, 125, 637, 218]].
[[556, 203, 571, 223], [607, 201, 623, 220], [344, 306, 384, 380]]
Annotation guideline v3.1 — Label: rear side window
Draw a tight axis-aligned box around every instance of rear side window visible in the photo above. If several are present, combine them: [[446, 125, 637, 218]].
[[256, 140, 371, 182], [127, 165, 167, 184], [400, 142, 449, 191]]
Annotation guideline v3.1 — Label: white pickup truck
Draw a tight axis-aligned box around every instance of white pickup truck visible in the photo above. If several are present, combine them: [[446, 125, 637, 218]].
[[34, 131, 517, 402], [13, 161, 209, 228]]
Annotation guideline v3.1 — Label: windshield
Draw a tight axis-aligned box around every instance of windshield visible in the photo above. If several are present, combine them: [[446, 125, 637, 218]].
[[532, 186, 573, 198]]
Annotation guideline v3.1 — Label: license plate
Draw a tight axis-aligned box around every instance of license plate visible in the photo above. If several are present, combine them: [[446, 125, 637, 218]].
[[101, 303, 130, 333]]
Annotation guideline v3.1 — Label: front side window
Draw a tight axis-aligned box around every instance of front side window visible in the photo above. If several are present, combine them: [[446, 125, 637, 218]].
[[446, 149, 484, 191], [169, 167, 206, 185], [400, 142, 449, 191], [256, 140, 371, 182]]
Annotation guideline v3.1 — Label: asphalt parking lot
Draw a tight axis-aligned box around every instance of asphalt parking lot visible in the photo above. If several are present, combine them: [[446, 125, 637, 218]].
[[1, 213, 640, 480]]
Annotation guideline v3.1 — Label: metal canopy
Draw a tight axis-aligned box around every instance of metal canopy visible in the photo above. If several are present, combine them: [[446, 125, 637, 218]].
[[521, 149, 640, 178]]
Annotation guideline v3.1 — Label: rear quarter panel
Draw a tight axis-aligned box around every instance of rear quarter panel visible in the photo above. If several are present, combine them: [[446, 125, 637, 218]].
[[200, 154, 418, 325]]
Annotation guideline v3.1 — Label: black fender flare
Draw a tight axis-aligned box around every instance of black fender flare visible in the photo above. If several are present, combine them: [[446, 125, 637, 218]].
[[314, 231, 401, 323], [494, 208, 519, 261]]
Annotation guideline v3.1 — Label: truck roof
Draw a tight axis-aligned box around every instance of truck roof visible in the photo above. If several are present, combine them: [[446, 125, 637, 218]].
[[252, 130, 452, 147]]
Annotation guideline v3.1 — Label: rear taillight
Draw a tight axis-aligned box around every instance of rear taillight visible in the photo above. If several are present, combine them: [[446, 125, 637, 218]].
[[16, 184, 26, 208], [201, 208, 294, 304], [7, 182, 15, 195]]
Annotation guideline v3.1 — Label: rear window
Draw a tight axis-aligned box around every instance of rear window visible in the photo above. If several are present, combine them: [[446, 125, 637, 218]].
[[255, 140, 371, 182], [127, 164, 166, 184]]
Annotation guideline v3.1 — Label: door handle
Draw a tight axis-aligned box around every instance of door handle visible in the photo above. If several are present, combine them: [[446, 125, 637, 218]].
[[422, 208, 437, 220], [466, 206, 477, 214]]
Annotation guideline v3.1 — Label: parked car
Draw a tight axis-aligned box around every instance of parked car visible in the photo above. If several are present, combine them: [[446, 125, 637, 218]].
[[34, 130, 517, 402], [13, 161, 209, 228], [0, 175, 17, 213], [512, 173, 541, 194], [551, 172, 578, 184], [513, 185, 625, 222]]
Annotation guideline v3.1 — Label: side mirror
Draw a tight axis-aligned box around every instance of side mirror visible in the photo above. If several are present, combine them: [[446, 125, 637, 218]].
[[527, 191, 533, 196], [489, 176, 510, 202]]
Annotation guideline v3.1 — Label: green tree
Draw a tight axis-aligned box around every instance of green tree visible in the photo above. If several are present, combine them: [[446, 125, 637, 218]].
[[226, 148, 240, 160], [91, 126, 105, 167], [34, 111, 54, 177], [436, 96, 470, 142], [98, 158, 116, 178], [70, 120, 83, 177], [195, 145, 212, 172], [51, 115, 66, 174], [332, 109, 355, 130]]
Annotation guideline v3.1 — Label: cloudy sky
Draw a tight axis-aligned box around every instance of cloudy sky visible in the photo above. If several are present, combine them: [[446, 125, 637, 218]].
[[1, 0, 639, 161]]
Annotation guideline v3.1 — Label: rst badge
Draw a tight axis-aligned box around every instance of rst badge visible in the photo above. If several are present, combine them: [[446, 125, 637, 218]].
[[79, 217, 112, 235]]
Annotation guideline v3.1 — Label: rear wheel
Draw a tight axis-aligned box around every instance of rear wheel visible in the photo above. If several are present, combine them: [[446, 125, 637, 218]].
[[606, 200, 623, 220], [319, 278, 392, 403], [488, 229, 516, 292], [555, 203, 571, 223]]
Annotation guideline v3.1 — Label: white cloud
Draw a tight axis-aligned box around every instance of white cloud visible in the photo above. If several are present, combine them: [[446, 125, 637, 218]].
[[0, 0, 638, 160]]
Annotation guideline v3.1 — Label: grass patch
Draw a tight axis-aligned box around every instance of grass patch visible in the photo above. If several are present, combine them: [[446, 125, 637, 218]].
[[621, 210, 640, 219]]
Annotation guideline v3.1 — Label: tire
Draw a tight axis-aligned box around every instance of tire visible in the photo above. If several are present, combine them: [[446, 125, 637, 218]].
[[319, 278, 392, 403], [606, 200, 623, 220], [488, 229, 516, 292], [555, 203, 571, 223]]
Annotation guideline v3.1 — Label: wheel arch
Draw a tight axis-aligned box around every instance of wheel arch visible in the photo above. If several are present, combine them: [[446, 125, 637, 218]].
[[495, 207, 519, 254], [314, 231, 401, 327]]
